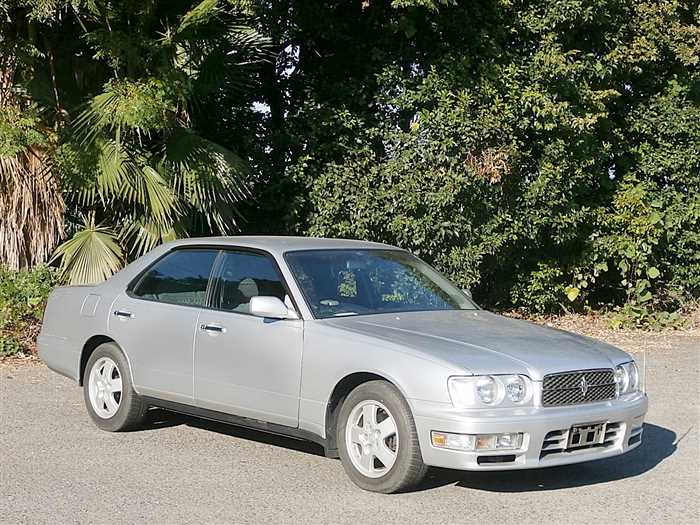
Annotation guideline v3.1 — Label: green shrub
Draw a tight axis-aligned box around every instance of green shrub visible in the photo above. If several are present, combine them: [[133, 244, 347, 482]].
[[607, 305, 685, 331], [0, 265, 57, 357], [511, 263, 568, 314]]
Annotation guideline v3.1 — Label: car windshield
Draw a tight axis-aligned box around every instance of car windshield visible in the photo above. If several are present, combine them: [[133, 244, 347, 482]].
[[285, 249, 477, 318]]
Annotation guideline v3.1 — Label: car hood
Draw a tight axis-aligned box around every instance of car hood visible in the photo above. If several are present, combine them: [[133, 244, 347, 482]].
[[322, 310, 630, 380]]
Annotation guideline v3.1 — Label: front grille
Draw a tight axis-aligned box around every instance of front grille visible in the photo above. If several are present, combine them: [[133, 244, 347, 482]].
[[542, 369, 616, 406]]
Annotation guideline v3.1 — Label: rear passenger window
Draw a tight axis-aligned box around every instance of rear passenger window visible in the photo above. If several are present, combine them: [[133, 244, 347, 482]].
[[212, 251, 287, 314], [132, 250, 218, 306]]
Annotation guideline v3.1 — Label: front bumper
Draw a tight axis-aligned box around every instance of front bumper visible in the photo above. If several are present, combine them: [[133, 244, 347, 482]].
[[411, 393, 648, 470]]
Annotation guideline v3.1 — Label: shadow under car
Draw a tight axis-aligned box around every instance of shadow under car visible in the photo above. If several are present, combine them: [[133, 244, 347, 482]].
[[139, 410, 677, 491]]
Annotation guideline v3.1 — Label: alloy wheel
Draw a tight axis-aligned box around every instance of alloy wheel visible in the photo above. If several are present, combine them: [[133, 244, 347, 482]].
[[345, 400, 399, 478], [88, 357, 122, 419]]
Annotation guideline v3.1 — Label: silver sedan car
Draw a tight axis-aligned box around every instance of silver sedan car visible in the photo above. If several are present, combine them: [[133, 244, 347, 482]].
[[39, 237, 648, 493]]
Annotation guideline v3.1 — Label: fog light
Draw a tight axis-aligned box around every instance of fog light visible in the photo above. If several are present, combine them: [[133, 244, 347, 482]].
[[494, 432, 521, 449], [431, 431, 523, 451]]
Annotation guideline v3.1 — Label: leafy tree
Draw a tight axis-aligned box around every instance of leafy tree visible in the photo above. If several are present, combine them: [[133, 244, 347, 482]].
[[255, 0, 699, 323]]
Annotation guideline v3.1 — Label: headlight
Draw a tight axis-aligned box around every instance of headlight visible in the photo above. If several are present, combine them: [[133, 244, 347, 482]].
[[614, 365, 628, 394], [615, 361, 640, 396], [629, 361, 640, 390], [475, 376, 502, 404], [504, 375, 527, 402], [448, 375, 532, 408]]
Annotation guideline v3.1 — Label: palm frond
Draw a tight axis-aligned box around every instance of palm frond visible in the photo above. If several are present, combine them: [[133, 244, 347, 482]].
[[119, 218, 180, 259], [73, 80, 175, 143], [177, 0, 221, 37], [50, 216, 123, 285], [72, 139, 179, 227], [164, 129, 250, 233], [171, 3, 273, 99], [72, 90, 120, 144]]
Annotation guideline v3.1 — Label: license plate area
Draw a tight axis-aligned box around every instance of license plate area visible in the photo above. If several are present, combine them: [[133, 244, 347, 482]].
[[567, 422, 606, 449]]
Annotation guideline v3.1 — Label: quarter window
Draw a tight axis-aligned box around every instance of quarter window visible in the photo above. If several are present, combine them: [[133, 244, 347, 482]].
[[212, 251, 287, 313], [131, 249, 218, 306]]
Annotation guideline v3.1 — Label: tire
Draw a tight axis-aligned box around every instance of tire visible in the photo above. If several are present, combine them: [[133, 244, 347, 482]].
[[82, 342, 146, 431], [337, 380, 428, 493]]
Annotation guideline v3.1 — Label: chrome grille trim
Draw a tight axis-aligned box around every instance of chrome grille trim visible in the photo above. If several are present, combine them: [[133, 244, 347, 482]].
[[542, 368, 616, 406]]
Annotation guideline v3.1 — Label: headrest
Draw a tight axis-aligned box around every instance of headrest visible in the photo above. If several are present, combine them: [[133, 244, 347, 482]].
[[238, 277, 259, 299]]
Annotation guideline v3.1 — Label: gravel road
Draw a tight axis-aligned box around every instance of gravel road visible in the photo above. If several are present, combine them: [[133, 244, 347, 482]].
[[1, 337, 698, 524]]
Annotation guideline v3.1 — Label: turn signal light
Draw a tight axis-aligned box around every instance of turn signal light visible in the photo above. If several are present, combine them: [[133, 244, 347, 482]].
[[431, 431, 523, 452]]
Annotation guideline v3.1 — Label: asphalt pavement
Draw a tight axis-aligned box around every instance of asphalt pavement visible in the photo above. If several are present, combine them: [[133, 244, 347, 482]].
[[1, 337, 698, 524]]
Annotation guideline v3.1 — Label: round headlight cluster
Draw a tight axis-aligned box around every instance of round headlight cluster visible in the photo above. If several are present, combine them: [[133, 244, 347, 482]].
[[504, 375, 526, 402], [449, 375, 532, 408], [475, 376, 500, 404], [615, 361, 640, 396]]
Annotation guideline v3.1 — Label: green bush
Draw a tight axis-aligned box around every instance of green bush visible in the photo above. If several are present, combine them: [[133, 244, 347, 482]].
[[0, 265, 57, 357], [511, 263, 568, 314]]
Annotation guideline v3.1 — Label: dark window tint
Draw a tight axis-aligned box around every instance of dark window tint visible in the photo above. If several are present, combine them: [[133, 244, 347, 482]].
[[212, 251, 286, 313], [132, 250, 218, 306]]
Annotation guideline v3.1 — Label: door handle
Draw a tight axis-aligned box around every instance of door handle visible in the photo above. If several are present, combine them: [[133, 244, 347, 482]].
[[113, 310, 134, 319], [200, 323, 226, 334]]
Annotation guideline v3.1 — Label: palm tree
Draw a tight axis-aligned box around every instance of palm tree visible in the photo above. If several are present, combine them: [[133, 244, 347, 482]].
[[49, 0, 272, 283], [0, 6, 64, 271], [0, 1, 270, 283]]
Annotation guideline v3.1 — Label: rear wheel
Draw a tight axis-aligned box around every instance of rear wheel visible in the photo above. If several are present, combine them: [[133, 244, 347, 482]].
[[83, 342, 146, 431], [337, 380, 428, 493]]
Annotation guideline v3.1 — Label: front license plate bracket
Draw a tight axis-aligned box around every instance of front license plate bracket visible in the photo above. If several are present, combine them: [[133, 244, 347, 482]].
[[567, 422, 606, 449]]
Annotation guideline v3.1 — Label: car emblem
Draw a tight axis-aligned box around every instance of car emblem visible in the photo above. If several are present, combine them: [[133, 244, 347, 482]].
[[579, 377, 589, 397]]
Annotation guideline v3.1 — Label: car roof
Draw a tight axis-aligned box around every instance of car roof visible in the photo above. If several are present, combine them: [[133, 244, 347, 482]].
[[164, 236, 400, 256]]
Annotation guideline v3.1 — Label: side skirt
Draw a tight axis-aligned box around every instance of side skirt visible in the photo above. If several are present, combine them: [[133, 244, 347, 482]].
[[141, 396, 337, 457]]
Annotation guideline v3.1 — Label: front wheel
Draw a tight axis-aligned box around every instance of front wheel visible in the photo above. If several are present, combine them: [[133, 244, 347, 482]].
[[337, 380, 428, 493], [83, 342, 146, 431]]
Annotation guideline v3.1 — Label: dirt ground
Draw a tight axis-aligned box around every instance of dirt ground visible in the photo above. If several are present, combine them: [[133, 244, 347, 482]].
[[524, 309, 700, 355]]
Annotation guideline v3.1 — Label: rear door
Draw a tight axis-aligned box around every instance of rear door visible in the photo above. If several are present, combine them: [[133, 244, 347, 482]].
[[193, 249, 303, 427], [109, 248, 219, 404]]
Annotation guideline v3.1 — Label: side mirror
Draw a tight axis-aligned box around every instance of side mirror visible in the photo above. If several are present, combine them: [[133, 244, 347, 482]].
[[250, 296, 299, 320], [462, 288, 472, 298]]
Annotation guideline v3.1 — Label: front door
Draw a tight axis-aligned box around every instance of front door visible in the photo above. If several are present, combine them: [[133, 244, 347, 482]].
[[109, 248, 219, 404], [194, 249, 303, 428]]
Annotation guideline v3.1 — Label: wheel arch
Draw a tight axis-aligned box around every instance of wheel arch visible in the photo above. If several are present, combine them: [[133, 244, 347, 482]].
[[79, 335, 134, 387], [324, 371, 408, 457]]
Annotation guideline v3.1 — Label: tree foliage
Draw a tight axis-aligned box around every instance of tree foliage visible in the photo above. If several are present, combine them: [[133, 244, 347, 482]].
[[246, 0, 699, 324], [1, 0, 270, 282], [0, 0, 698, 324]]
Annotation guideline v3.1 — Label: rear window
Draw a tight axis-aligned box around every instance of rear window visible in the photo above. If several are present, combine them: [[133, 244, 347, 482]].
[[131, 249, 218, 307]]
